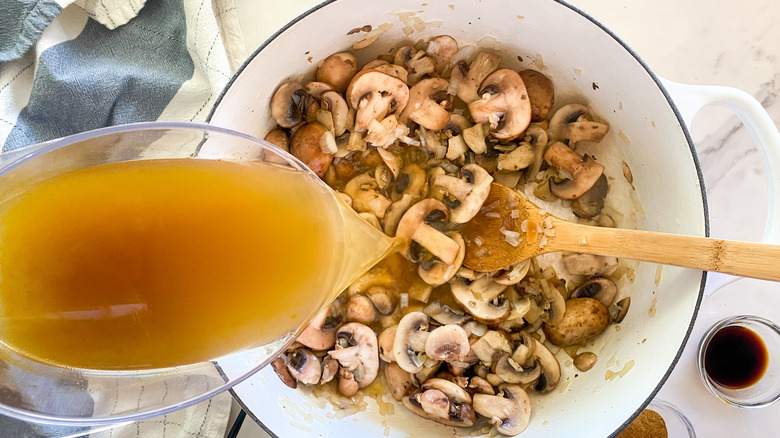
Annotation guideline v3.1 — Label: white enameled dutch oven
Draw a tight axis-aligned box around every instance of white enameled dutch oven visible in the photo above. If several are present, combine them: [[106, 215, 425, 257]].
[[208, 0, 780, 436]]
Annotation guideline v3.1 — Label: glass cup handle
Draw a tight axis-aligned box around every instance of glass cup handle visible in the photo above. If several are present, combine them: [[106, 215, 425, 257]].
[[660, 78, 780, 295]]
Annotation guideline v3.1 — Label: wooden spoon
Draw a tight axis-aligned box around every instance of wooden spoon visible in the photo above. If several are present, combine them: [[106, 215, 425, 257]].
[[462, 183, 780, 281]]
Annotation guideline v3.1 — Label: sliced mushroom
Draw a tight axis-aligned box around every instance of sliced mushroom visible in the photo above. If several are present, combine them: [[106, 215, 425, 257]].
[[469, 330, 512, 367], [304, 81, 336, 100], [317, 52, 358, 93], [451, 277, 511, 325], [286, 349, 322, 385], [271, 357, 296, 389], [346, 70, 410, 132], [296, 307, 338, 351], [432, 164, 493, 224], [425, 324, 470, 362], [374, 63, 409, 83], [321, 91, 349, 136], [572, 173, 608, 218], [394, 46, 437, 85], [423, 300, 472, 325], [271, 82, 308, 128], [542, 297, 610, 347], [378, 325, 398, 362], [540, 282, 566, 325], [418, 232, 465, 286], [398, 78, 452, 130], [385, 362, 415, 401], [403, 378, 476, 428], [473, 384, 531, 436], [492, 351, 542, 384], [289, 122, 334, 178], [426, 35, 459, 73], [497, 142, 535, 171], [344, 172, 392, 219], [346, 294, 377, 324], [396, 199, 460, 265], [527, 340, 559, 393], [462, 123, 488, 155], [544, 141, 604, 200], [321, 355, 339, 384], [524, 125, 551, 181], [392, 163, 428, 202], [518, 69, 554, 122], [366, 286, 396, 316], [612, 297, 631, 323], [393, 311, 431, 373], [263, 129, 289, 152], [467, 376, 495, 395], [568, 119, 610, 146], [493, 260, 531, 285], [328, 323, 380, 390], [467, 68, 532, 141], [338, 367, 360, 397], [562, 253, 619, 277], [451, 52, 501, 104], [570, 276, 618, 307], [383, 193, 414, 235], [547, 103, 588, 143]]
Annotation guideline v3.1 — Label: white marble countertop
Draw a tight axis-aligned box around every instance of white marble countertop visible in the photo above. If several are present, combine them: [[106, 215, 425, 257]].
[[227, 0, 780, 436]]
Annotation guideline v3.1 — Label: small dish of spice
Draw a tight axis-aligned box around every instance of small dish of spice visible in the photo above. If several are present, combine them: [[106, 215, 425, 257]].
[[617, 399, 696, 438], [697, 315, 780, 408]]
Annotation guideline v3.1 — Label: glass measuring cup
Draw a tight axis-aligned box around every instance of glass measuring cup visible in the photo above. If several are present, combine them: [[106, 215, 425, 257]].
[[0, 122, 398, 425]]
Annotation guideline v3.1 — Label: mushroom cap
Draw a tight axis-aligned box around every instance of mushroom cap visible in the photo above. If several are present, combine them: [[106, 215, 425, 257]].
[[328, 322, 379, 388], [424, 324, 471, 362], [393, 311, 431, 373], [346, 69, 410, 132], [473, 384, 532, 436], [543, 141, 605, 200], [397, 77, 452, 130], [289, 122, 334, 178], [467, 68, 532, 141], [345, 294, 377, 325], [518, 69, 554, 122], [317, 52, 358, 93], [570, 276, 618, 307], [542, 297, 610, 347], [450, 278, 511, 325], [403, 388, 476, 428], [270, 82, 308, 128], [344, 172, 392, 219]]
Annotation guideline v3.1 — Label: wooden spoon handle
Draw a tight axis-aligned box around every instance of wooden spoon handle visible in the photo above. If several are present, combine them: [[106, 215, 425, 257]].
[[548, 219, 780, 281]]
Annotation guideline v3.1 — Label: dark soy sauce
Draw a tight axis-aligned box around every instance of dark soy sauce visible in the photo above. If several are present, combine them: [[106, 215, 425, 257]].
[[704, 325, 769, 389]]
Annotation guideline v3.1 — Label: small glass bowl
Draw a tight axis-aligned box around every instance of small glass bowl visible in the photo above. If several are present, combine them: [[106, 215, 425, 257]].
[[646, 399, 696, 438], [697, 315, 780, 408]]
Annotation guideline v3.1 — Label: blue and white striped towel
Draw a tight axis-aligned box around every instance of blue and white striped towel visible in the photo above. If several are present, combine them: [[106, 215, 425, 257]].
[[0, 0, 253, 436]]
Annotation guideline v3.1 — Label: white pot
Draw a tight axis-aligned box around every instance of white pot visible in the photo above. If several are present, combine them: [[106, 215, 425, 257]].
[[209, 0, 780, 436]]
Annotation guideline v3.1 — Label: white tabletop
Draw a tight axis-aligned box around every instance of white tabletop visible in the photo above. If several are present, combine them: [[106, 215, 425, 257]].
[[228, 1, 780, 436]]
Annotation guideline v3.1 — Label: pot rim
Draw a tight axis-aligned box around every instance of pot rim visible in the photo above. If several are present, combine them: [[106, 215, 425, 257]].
[[207, 1, 710, 436]]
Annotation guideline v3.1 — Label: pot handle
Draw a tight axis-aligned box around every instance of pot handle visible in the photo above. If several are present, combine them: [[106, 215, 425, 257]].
[[660, 78, 780, 294]]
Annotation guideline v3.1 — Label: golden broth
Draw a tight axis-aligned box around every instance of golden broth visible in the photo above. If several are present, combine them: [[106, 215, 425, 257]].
[[0, 158, 345, 370]]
